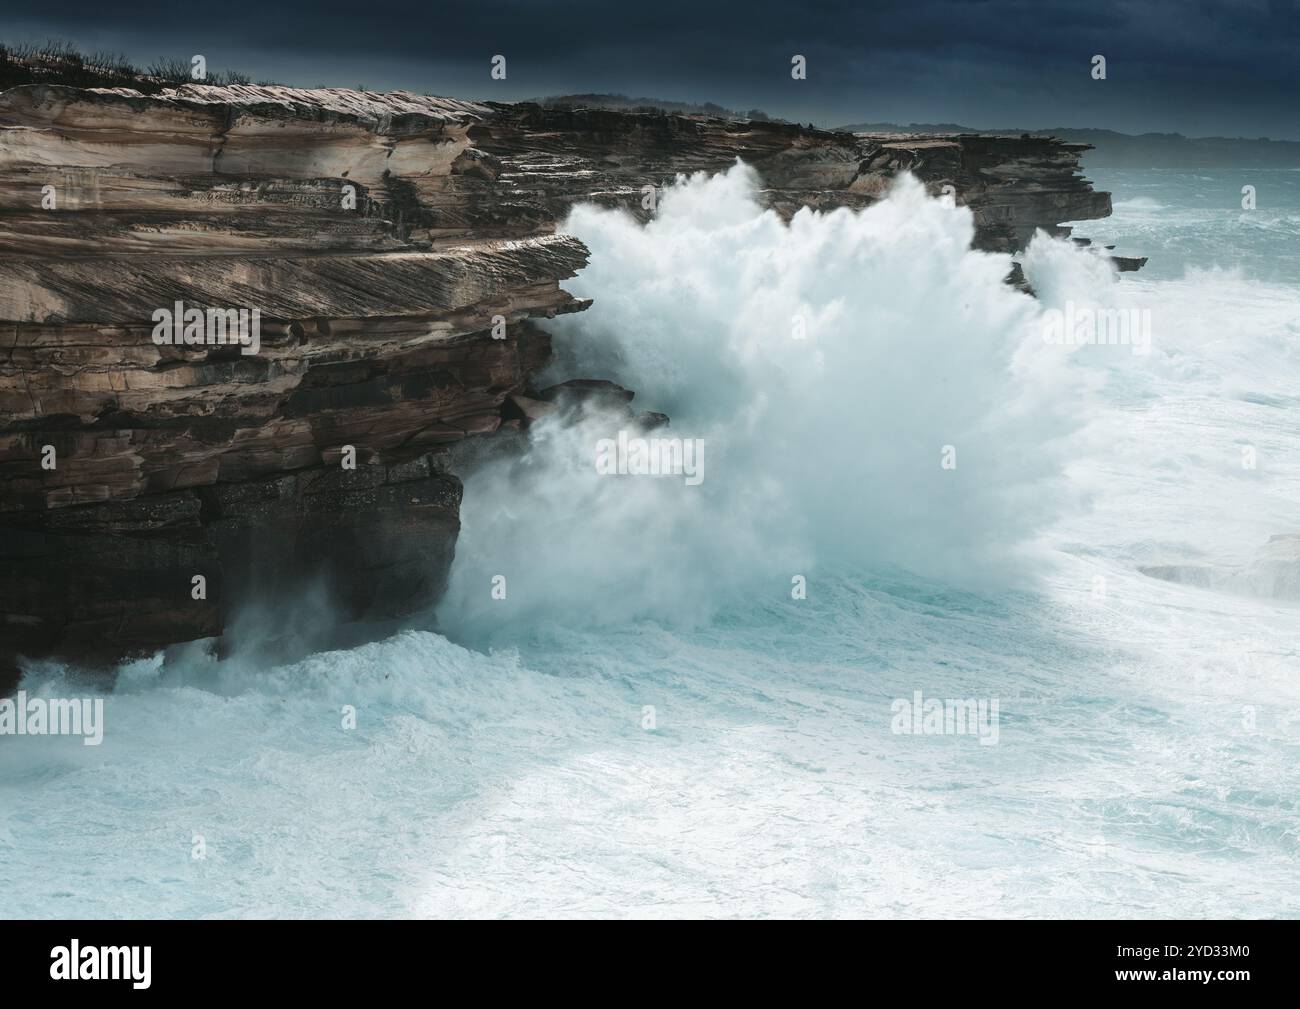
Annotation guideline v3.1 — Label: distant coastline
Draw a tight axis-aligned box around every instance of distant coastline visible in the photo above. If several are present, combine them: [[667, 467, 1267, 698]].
[[834, 123, 1300, 169]]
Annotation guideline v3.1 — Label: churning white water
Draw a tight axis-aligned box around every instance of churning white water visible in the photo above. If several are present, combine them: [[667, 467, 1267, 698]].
[[2, 164, 1297, 918], [443, 165, 1085, 636]]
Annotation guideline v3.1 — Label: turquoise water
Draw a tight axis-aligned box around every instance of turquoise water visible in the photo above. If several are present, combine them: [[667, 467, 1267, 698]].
[[2, 166, 1297, 918], [1079, 165, 1300, 284]]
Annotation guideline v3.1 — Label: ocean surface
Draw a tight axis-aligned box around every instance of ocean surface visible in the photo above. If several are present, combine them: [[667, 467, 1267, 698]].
[[2, 162, 1297, 919]]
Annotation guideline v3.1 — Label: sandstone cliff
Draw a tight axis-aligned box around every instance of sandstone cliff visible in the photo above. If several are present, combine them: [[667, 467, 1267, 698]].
[[0, 83, 1115, 688]]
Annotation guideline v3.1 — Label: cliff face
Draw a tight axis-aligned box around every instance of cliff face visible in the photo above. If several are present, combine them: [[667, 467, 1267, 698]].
[[0, 83, 1114, 685], [470, 104, 1110, 252]]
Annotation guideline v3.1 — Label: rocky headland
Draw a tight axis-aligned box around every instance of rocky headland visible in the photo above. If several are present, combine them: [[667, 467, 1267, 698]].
[[0, 80, 1118, 689]]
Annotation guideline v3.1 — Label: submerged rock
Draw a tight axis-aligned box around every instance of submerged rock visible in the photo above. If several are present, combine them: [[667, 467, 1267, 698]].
[[1139, 535, 1300, 602]]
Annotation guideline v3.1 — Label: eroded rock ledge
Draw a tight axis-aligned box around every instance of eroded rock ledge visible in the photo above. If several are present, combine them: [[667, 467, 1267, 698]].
[[0, 83, 1115, 686]]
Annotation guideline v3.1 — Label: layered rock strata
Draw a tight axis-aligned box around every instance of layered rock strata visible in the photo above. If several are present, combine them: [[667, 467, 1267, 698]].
[[0, 83, 1116, 686]]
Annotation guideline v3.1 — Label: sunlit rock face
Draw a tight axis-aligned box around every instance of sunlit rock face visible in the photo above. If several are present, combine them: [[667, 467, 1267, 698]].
[[0, 83, 1113, 684]]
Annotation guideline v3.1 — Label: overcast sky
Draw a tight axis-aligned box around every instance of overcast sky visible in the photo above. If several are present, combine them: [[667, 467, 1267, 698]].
[[4, 0, 1298, 139]]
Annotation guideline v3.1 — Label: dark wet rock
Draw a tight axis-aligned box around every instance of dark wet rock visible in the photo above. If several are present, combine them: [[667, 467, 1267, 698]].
[[634, 411, 671, 431], [539, 379, 636, 405]]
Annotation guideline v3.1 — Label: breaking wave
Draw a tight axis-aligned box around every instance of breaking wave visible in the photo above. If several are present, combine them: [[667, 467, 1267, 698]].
[[440, 163, 1098, 636]]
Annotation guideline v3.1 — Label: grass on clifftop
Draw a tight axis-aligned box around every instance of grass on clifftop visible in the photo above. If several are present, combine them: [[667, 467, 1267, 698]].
[[0, 39, 271, 93]]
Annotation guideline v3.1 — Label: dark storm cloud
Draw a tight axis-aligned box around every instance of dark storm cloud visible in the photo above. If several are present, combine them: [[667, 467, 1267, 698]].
[[2, 0, 1297, 137]]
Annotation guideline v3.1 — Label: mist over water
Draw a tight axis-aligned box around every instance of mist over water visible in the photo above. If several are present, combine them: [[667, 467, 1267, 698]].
[[4, 165, 1299, 919]]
